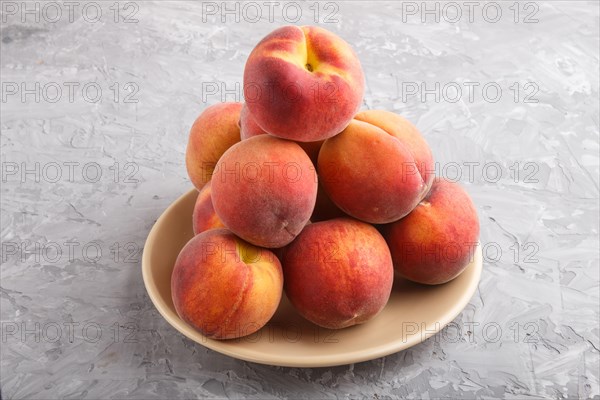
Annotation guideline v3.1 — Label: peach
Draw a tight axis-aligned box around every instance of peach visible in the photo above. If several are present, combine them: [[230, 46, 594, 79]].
[[243, 25, 365, 142], [382, 178, 480, 285], [354, 110, 434, 195], [282, 218, 393, 329], [239, 103, 324, 164], [192, 179, 225, 235], [186, 102, 242, 190], [318, 119, 428, 224], [171, 229, 283, 339], [211, 135, 318, 248]]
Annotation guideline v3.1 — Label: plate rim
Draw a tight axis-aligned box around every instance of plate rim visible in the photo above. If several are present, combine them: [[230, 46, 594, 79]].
[[142, 189, 483, 368]]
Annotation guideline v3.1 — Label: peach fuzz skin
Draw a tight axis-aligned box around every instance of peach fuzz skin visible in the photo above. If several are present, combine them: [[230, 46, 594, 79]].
[[354, 110, 434, 195], [318, 119, 427, 224], [192, 179, 225, 235], [239, 103, 323, 164], [282, 218, 393, 329], [171, 229, 283, 340], [243, 25, 364, 142], [382, 179, 480, 285], [186, 102, 242, 190], [211, 135, 318, 248]]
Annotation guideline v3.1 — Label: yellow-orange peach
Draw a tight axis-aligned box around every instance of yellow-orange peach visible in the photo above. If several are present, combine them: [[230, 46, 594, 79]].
[[355, 110, 434, 195], [318, 120, 428, 224], [172, 229, 283, 339], [186, 102, 242, 190], [192, 179, 225, 235], [211, 135, 318, 248], [382, 178, 480, 285], [243, 26, 364, 142], [282, 218, 393, 329]]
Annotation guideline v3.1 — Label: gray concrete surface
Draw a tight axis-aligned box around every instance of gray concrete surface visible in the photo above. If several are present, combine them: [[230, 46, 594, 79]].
[[1, 1, 598, 399]]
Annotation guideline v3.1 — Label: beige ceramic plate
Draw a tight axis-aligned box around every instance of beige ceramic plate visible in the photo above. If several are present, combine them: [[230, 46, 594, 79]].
[[142, 189, 482, 367]]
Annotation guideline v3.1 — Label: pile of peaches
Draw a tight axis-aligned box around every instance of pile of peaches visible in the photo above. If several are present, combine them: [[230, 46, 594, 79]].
[[172, 26, 479, 340]]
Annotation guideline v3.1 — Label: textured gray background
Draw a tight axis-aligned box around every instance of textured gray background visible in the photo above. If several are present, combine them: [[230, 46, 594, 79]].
[[1, 1, 599, 399]]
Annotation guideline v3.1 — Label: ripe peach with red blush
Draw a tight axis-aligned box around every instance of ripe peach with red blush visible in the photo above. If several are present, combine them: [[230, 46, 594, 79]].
[[382, 179, 480, 285]]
